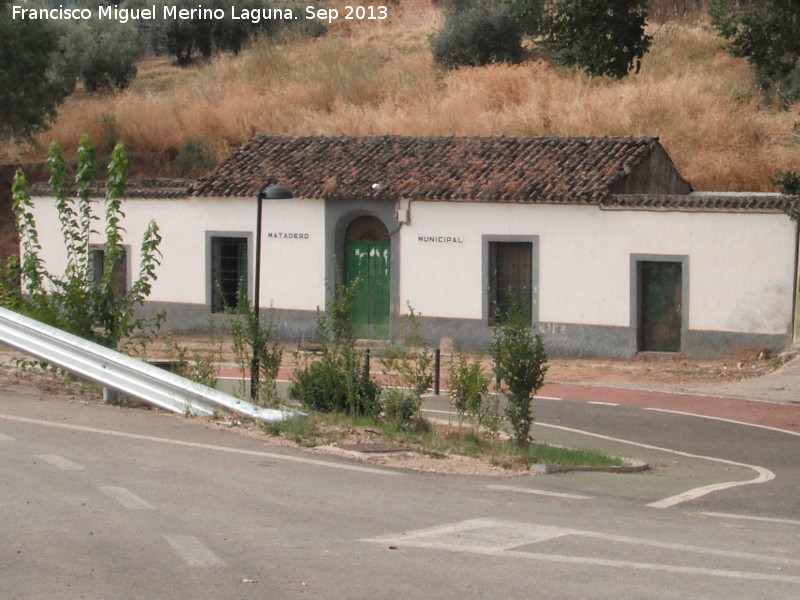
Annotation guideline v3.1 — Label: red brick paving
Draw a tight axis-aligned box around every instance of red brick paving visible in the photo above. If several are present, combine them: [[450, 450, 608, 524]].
[[541, 383, 800, 434]]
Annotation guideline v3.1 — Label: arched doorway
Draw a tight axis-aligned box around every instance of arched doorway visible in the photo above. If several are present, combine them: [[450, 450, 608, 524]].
[[345, 216, 390, 339]]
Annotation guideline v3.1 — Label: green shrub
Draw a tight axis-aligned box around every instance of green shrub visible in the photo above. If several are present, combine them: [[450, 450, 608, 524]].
[[430, 0, 525, 70], [491, 310, 548, 448], [173, 138, 217, 174], [379, 304, 433, 425], [479, 393, 502, 439], [289, 353, 379, 416], [289, 277, 380, 417], [164, 334, 220, 389], [775, 170, 800, 222], [448, 353, 490, 428], [229, 299, 283, 407], [772, 66, 800, 106], [380, 388, 420, 428]]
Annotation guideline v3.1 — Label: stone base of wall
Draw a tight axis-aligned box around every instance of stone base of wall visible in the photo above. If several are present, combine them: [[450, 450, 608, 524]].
[[144, 301, 790, 360]]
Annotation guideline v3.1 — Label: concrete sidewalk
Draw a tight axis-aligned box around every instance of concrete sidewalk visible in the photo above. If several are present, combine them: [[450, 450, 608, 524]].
[[675, 355, 800, 404]]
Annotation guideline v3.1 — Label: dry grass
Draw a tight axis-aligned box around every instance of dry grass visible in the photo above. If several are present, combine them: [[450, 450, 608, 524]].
[[4, 15, 799, 190]]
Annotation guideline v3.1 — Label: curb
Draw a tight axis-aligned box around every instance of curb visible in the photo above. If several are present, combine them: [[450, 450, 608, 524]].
[[531, 458, 649, 475]]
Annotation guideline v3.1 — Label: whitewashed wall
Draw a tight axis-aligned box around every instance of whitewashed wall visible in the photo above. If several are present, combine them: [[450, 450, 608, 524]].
[[400, 201, 797, 336], [28, 194, 797, 339], [28, 196, 327, 311], [261, 197, 326, 310]]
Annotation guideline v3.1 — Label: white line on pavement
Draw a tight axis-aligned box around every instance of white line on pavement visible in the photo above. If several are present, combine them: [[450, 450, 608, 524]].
[[588, 401, 619, 406], [164, 535, 225, 567], [536, 422, 775, 509], [695, 511, 800, 526], [576, 529, 800, 566], [486, 484, 592, 500], [100, 486, 156, 510], [0, 414, 397, 476], [496, 549, 800, 584], [647, 466, 774, 509], [645, 407, 800, 437], [0, 433, 15, 441], [35, 453, 85, 471], [365, 518, 800, 583]]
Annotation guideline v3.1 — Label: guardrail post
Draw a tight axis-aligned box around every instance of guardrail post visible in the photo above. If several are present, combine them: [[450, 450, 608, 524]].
[[103, 387, 119, 405], [433, 348, 441, 395]]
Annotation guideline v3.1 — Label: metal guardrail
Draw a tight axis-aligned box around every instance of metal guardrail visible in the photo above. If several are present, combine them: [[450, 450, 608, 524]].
[[0, 306, 299, 423]]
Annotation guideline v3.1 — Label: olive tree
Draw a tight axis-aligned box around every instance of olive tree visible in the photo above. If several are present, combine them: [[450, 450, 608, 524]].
[[430, 0, 526, 69], [710, 0, 800, 103], [540, 0, 653, 79], [0, 0, 73, 137]]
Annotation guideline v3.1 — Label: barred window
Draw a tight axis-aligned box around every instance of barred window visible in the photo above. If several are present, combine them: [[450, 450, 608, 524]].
[[210, 236, 248, 312]]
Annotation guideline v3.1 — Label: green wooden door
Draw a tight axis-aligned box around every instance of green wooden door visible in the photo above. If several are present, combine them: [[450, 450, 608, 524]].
[[639, 261, 682, 352], [345, 240, 390, 339], [489, 242, 533, 324]]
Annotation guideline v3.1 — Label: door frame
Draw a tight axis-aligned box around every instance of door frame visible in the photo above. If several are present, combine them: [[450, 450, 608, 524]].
[[630, 254, 689, 353], [326, 202, 400, 314], [482, 235, 540, 326], [344, 216, 391, 339]]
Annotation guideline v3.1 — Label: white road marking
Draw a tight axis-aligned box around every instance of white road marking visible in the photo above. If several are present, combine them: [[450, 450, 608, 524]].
[[495, 550, 800, 583], [164, 535, 225, 567], [696, 511, 800, 526], [576, 530, 800, 566], [588, 401, 619, 406], [645, 407, 800, 437], [36, 454, 85, 471], [486, 484, 592, 500], [100, 486, 156, 510], [537, 422, 775, 509], [0, 414, 396, 476], [367, 518, 571, 552], [0, 433, 15, 441], [364, 518, 800, 583], [647, 466, 774, 509], [422, 393, 563, 417]]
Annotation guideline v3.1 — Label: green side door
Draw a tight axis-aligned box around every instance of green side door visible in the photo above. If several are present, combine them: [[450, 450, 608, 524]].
[[345, 240, 390, 339], [639, 261, 682, 352]]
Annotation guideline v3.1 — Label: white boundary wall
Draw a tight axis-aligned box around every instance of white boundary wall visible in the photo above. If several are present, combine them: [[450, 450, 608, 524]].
[[27, 196, 327, 312], [400, 202, 796, 336], [27, 195, 797, 339]]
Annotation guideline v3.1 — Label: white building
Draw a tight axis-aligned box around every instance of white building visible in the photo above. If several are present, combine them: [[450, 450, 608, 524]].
[[29, 135, 800, 358]]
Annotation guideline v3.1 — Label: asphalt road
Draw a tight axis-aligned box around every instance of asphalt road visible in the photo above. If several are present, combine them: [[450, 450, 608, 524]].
[[2, 384, 800, 599]]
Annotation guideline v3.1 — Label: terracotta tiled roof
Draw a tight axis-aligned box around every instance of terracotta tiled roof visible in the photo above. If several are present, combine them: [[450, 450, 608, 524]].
[[604, 192, 795, 212], [191, 135, 663, 203], [30, 178, 194, 199]]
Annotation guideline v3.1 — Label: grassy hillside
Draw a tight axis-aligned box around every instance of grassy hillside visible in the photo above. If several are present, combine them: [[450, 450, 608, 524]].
[[6, 13, 800, 191]]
